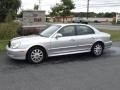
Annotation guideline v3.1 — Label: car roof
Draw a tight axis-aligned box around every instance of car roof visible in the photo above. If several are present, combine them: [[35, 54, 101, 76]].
[[53, 23, 91, 27], [53, 23, 100, 33]]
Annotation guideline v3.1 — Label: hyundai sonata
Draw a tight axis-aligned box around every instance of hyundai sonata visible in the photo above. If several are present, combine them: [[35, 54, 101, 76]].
[[6, 24, 112, 64]]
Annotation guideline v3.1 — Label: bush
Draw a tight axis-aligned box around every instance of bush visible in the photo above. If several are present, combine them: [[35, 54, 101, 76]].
[[17, 26, 47, 36], [17, 27, 40, 36], [0, 22, 21, 40], [0, 22, 47, 40], [5, 12, 13, 22]]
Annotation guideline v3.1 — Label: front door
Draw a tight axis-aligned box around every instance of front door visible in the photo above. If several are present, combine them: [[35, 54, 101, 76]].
[[49, 25, 77, 55]]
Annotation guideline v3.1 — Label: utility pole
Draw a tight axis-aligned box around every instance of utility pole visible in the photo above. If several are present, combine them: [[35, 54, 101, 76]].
[[86, 0, 90, 19], [116, 13, 118, 24], [38, 0, 41, 10]]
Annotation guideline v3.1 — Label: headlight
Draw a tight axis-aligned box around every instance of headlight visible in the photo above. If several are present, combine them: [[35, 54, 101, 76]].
[[11, 42, 21, 49]]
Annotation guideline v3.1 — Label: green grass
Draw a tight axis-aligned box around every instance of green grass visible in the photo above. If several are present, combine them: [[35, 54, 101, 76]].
[[0, 40, 9, 53], [100, 29, 120, 41]]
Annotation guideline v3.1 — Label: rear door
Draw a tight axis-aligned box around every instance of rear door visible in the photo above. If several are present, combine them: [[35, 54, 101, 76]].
[[75, 25, 96, 51]]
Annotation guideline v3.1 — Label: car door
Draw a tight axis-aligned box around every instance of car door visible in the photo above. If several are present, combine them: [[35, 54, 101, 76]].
[[49, 25, 77, 55], [75, 25, 96, 51]]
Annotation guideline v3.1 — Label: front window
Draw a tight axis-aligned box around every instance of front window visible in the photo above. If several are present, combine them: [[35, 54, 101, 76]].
[[58, 26, 76, 37], [40, 25, 61, 37]]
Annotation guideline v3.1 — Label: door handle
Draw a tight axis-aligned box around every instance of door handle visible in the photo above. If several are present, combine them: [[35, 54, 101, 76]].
[[91, 37, 95, 39], [70, 39, 76, 41]]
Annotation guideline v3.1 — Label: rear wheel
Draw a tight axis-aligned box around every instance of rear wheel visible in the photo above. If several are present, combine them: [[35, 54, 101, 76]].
[[26, 47, 46, 64], [91, 43, 104, 56]]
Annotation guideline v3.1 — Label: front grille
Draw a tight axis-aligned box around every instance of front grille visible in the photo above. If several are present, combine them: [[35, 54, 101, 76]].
[[8, 41, 11, 48]]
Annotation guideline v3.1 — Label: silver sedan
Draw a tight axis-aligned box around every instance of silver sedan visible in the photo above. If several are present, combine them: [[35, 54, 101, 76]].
[[6, 24, 112, 64]]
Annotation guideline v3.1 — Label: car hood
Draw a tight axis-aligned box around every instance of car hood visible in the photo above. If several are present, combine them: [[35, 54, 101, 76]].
[[101, 32, 110, 36], [11, 35, 48, 43]]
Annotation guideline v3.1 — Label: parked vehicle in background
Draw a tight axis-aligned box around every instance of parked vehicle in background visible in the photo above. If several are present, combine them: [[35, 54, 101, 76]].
[[73, 17, 88, 24], [94, 20, 101, 23], [6, 24, 112, 64]]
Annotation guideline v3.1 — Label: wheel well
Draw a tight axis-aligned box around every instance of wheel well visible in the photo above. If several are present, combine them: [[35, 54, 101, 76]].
[[93, 41, 104, 49], [26, 45, 47, 58]]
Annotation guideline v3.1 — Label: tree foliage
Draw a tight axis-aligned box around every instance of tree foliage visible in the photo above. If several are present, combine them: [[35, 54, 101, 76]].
[[50, 0, 75, 22], [34, 4, 39, 10], [17, 11, 23, 18], [0, 0, 21, 22], [50, 4, 63, 16], [71, 12, 116, 18], [60, 0, 75, 17]]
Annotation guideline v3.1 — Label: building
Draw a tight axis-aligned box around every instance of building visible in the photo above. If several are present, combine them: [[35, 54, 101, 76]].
[[23, 10, 46, 26], [85, 18, 113, 22], [116, 13, 120, 23], [54, 16, 74, 23]]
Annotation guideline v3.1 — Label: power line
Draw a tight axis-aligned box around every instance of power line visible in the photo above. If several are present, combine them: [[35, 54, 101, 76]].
[[76, 4, 120, 8], [76, 3, 120, 6], [75, 2, 120, 9], [75, 0, 120, 9]]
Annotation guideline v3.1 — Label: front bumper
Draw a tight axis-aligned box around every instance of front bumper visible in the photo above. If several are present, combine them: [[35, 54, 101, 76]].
[[104, 41, 112, 49], [6, 46, 27, 60]]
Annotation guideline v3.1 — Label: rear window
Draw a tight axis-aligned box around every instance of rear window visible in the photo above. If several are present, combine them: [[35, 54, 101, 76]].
[[76, 25, 95, 35]]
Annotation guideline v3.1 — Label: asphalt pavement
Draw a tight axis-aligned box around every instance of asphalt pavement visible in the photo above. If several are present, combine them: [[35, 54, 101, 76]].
[[91, 24, 120, 30], [0, 42, 120, 90]]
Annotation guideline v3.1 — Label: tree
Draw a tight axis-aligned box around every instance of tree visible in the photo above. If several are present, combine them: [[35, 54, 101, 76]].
[[104, 12, 116, 18], [0, 0, 21, 22], [50, 4, 63, 16], [50, 0, 75, 22], [34, 4, 39, 10], [96, 13, 104, 17], [17, 11, 23, 18], [71, 12, 97, 17]]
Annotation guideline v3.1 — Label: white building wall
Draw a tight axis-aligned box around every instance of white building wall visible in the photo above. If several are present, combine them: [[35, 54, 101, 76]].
[[23, 10, 46, 26]]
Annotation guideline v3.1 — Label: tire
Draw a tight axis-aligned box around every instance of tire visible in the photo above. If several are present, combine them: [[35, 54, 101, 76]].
[[91, 43, 104, 56], [26, 47, 46, 64]]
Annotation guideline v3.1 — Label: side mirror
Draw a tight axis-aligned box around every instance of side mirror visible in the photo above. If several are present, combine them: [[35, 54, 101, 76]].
[[55, 33, 62, 38]]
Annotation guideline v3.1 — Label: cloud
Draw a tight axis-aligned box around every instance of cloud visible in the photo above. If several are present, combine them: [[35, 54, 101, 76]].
[[21, 0, 120, 13]]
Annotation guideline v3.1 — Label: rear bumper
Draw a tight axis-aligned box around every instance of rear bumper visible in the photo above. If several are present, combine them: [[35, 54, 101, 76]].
[[6, 46, 27, 60], [104, 41, 112, 49]]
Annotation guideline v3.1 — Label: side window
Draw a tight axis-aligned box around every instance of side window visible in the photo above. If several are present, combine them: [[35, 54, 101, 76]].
[[76, 25, 95, 35], [58, 26, 75, 37]]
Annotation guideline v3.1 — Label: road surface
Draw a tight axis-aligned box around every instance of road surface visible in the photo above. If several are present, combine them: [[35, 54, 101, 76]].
[[0, 42, 120, 90]]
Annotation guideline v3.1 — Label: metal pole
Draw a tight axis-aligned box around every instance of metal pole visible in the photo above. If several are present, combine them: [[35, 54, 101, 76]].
[[38, 0, 41, 10], [87, 0, 90, 19], [116, 13, 118, 24]]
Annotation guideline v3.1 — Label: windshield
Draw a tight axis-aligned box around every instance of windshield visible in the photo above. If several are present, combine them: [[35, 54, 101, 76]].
[[40, 25, 61, 37]]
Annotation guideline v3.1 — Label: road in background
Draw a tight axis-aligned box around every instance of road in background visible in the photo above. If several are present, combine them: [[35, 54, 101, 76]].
[[90, 23, 120, 30], [46, 22, 120, 30]]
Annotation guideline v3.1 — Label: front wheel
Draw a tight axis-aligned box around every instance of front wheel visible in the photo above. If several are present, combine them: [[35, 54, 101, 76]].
[[26, 47, 46, 64], [91, 43, 104, 56]]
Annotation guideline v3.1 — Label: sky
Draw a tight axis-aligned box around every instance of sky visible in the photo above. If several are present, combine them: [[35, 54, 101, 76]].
[[21, 0, 120, 13]]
